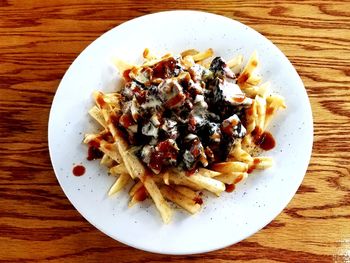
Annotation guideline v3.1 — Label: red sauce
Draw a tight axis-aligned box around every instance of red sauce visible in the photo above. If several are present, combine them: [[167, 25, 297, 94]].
[[109, 113, 120, 127], [149, 140, 178, 173], [233, 95, 246, 103], [237, 72, 250, 84], [186, 167, 198, 176], [225, 184, 235, 192], [123, 69, 132, 82], [233, 174, 244, 184], [119, 113, 134, 129], [193, 196, 203, 205], [96, 95, 106, 108], [247, 158, 261, 174], [152, 57, 177, 79], [252, 126, 276, 151], [266, 107, 274, 116], [88, 139, 100, 149], [221, 118, 239, 135], [190, 139, 201, 157], [101, 132, 114, 143], [132, 85, 147, 104], [72, 165, 85, 176], [246, 106, 254, 116], [134, 186, 148, 202], [87, 145, 103, 160]]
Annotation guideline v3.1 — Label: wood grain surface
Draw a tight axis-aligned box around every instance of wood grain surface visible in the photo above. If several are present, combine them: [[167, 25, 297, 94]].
[[1, 0, 349, 262]]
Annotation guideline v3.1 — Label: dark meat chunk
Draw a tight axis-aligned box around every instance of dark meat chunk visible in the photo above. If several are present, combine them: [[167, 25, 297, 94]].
[[211, 78, 252, 107], [221, 114, 246, 139], [146, 139, 179, 174], [182, 134, 208, 170], [209, 57, 235, 79], [151, 57, 183, 79], [158, 79, 186, 109], [159, 119, 178, 140], [122, 81, 147, 103], [141, 121, 159, 138]]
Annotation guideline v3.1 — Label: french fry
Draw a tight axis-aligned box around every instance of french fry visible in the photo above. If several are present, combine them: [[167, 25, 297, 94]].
[[160, 185, 201, 214], [252, 157, 273, 170], [143, 176, 172, 223], [181, 49, 199, 57], [227, 54, 243, 68], [255, 95, 266, 131], [192, 48, 213, 62], [167, 172, 203, 191], [100, 154, 114, 168], [197, 168, 221, 178], [129, 185, 147, 207], [89, 106, 107, 128], [110, 163, 128, 175], [244, 82, 270, 98], [129, 180, 143, 196], [108, 173, 130, 196], [215, 172, 248, 185], [168, 170, 225, 196], [163, 171, 170, 185], [245, 100, 257, 134], [229, 141, 254, 163], [96, 92, 146, 180], [99, 141, 122, 163], [264, 95, 286, 129], [211, 162, 248, 173], [173, 186, 198, 200], [113, 58, 133, 75], [237, 50, 259, 87]]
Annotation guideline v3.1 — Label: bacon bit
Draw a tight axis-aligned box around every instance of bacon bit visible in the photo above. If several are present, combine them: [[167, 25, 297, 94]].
[[164, 93, 186, 108], [225, 184, 235, 192], [193, 196, 203, 205]]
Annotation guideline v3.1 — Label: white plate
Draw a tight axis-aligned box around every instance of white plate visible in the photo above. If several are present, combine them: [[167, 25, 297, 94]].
[[48, 11, 313, 255]]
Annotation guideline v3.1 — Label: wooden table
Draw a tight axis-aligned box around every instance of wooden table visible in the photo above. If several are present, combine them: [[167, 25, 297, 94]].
[[1, 1, 349, 262]]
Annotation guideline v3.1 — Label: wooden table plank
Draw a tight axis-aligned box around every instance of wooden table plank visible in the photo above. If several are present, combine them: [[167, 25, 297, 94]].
[[1, 0, 349, 262]]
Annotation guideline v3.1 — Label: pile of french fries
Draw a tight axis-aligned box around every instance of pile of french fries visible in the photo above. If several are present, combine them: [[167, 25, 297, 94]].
[[83, 49, 286, 223]]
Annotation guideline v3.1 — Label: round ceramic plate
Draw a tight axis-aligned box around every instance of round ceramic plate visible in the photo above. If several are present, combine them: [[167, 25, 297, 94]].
[[48, 11, 313, 255]]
